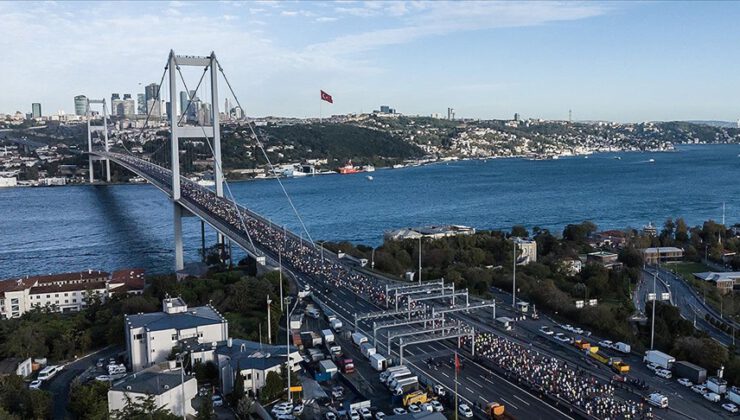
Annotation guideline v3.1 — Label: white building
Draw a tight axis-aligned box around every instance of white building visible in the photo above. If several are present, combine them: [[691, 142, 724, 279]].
[[184, 338, 300, 396], [0, 357, 32, 377], [108, 369, 197, 417], [0, 269, 145, 319], [0, 177, 17, 187], [514, 238, 537, 265], [125, 297, 228, 372]]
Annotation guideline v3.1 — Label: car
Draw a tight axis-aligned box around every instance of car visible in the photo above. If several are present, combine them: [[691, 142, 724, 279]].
[[433, 384, 446, 397], [94, 375, 111, 382], [723, 403, 739, 413], [96, 358, 106, 368], [28, 379, 42, 389], [677, 378, 693, 387], [349, 410, 361, 420], [645, 362, 659, 372], [272, 402, 294, 416], [598, 340, 613, 349], [561, 324, 573, 332], [540, 326, 554, 335], [408, 404, 421, 413], [420, 403, 434, 412], [572, 327, 584, 334], [325, 413, 337, 420], [359, 407, 372, 419], [374, 412, 386, 419], [293, 404, 304, 415], [392, 408, 407, 415], [655, 369, 672, 379], [554, 333, 572, 343], [691, 384, 708, 394], [211, 394, 224, 407], [704, 392, 721, 403], [276, 415, 295, 420], [458, 403, 474, 418], [430, 400, 443, 412]]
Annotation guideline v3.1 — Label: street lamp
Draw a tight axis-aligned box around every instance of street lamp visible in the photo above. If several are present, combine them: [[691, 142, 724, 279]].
[[175, 352, 186, 420], [284, 296, 298, 402], [418, 236, 422, 285], [267, 295, 272, 344]]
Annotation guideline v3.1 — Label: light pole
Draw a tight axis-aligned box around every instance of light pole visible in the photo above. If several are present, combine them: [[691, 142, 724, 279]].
[[371, 248, 375, 270], [650, 271, 657, 350], [512, 243, 517, 309], [285, 296, 297, 402], [267, 295, 272, 344], [279, 251, 284, 312], [176, 353, 186, 420], [418, 236, 422, 285]]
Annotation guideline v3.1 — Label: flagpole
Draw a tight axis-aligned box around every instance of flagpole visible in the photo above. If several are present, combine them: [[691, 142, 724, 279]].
[[319, 94, 322, 124], [455, 350, 459, 420]]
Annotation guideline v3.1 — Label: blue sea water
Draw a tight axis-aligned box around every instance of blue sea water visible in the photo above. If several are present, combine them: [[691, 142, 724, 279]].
[[0, 144, 738, 278]]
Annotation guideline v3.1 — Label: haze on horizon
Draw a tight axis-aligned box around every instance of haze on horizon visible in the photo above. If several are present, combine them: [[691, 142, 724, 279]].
[[1, 0, 739, 123]]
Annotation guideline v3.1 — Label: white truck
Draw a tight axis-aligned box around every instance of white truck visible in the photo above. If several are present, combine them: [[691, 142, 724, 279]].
[[393, 377, 419, 396], [360, 342, 376, 359], [728, 386, 740, 404], [647, 393, 668, 408], [613, 342, 631, 354], [369, 353, 387, 371], [107, 364, 126, 375], [707, 377, 728, 395], [389, 374, 417, 390], [330, 318, 343, 332], [380, 365, 408, 382], [384, 369, 412, 386], [644, 350, 675, 370], [352, 332, 368, 347], [321, 329, 335, 345]]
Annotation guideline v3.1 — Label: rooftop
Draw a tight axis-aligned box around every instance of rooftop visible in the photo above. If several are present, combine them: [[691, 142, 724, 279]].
[[30, 281, 107, 295], [0, 357, 28, 375], [694, 272, 740, 283], [641, 247, 684, 253], [187, 338, 298, 371], [125, 303, 224, 331], [111, 370, 193, 395]]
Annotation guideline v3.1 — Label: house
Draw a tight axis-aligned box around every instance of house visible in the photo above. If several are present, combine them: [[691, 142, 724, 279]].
[[183, 338, 300, 397], [560, 258, 582, 276], [0, 269, 145, 319], [514, 238, 537, 265], [107, 369, 197, 417], [693, 272, 740, 294], [0, 357, 32, 377], [587, 251, 622, 270], [641, 247, 684, 264], [124, 297, 228, 372], [384, 225, 475, 241], [588, 230, 627, 249]]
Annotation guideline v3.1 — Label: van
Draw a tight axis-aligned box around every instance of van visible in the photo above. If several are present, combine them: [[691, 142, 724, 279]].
[[37, 365, 61, 381], [647, 393, 668, 408], [655, 369, 672, 379], [306, 308, 321, 319], [108, 364, 127, 375]]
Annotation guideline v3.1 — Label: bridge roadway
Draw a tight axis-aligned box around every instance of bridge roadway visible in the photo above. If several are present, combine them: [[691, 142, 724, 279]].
[[94, 151, 578, 419]]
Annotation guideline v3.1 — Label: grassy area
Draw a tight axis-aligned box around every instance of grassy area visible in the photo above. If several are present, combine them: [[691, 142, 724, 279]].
[[669, 261, 740, 319], [670, 261, 710, 282]]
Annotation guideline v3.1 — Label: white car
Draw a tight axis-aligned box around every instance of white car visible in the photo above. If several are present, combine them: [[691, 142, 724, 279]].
[[572, 327, 584, 334], [272, 402, 294, 416], [655, 369, 672, 379], [433, 385, 446, 396], [723, 403, 739, 413], [561, 324, 573, 332], [94, 375, 110, 382], [598, 340, 613, 349], [349, 410, 361, 420], [293, 404, 304, 416], [407, 404, 421, 413], [392, 407, 407, 415], [431, 400, 444, 412], [540, 326, 554, 335], [325, 413, 337, 420], [211, 394, 224, 407], [458, 403, 474, 418], [374, 412, 386, 419], [359, 407, 372, 419], [677, 378, 693, 387], [554, 333, 572, 343], [691, 384, 708, 394], [28, 380, 42, 389], [704, 392, 721, 403], [645, 362, 659, 372]]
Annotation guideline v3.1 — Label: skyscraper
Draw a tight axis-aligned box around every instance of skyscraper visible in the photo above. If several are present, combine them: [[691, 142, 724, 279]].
[[31, 103, 41, 119], [123, 95, 136, 118], [123, 93, 132, 100], [145, 83, 158, 103], [74, 95, 88, 116], [111, 93, 120, 102], [180, 91, 190, 117], [137, 94, 146, 115]]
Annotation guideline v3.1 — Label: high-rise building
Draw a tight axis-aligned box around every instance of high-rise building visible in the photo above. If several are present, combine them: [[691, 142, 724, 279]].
[[145, 83, 159, 103], [111, 93, 120, 102], [74, 95, 88, 116], [180, 91, 190, 117], [123, 93, 132, 100], [31, 103, 41, 119], [123, 99, 136, 118], [137, 94, 146, 115], [514, 113, 520, 122], [146, 99, 161, 118]]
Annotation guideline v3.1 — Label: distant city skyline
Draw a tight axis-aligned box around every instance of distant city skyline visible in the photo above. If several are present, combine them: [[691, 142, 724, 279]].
[[2, 1, 740, 122]]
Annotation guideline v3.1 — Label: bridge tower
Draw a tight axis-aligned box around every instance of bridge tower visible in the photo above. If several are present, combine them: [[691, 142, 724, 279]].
[[167, 50, 224, 271], [86, 98, 111, 183]]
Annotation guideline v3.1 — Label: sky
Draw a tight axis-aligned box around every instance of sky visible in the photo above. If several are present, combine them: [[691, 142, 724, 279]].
[[1, 1, 740, 122]]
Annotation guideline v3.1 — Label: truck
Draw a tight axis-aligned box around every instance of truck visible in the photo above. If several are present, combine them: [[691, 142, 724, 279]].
[[325, 342, 342, 358], [403, 390, 428, 406], [352, 332, 368, 347], [308, 348, 325, 362], [360, 342, 376, 359], [324, 308, 336, 321], [486, 402, 511, 418], [610, 359, 630, 374], [613, 342, 631, 354], [385, 369, 412, 386], [290, 314, 303, 330], [301, 331, 323, 347], [321, 329, 335, 345], [369, 353, 387, 371], [644, 350, 675, 370], [330, 318, 343, 332], [389, 374, 418, 390], [707, 376, 728, 395], [107, 364, 126, 375], [337, 358, 355, 374], [298, 284, 311, 298], [380, 365, 408, 382], [673, 361, 707, 385], [728, 386, 740, 405], [393, 377, 419, 396], [291, 332, 304, 350], [319, 360, 338, 377], [647, 393, 668, 408], [588, 351, 610, 365], [573, 340, 591, 351]]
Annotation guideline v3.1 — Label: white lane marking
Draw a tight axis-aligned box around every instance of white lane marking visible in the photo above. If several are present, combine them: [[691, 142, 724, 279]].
[[406, 349, 415, 356], [501, 398, 519, 410], [514, 395, 531, 406], [470, 379, 484, 388], [465, 386, 475, 394], [441, 372, 450, 378], [478, 396, 488, 402], [482, 376, 494, 384]]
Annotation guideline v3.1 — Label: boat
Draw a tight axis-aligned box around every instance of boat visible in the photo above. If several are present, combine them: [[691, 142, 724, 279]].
[[648, 158, 655, 163], [392, 164, 404, 169], [613, 156, 621, 160], [362, 165, 375, 172], [337, 160, 360, 174], [366, 176, 373, 181]]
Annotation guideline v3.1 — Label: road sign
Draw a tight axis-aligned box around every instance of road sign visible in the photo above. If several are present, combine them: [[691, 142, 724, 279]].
[[289, 386, 303, 392], [647, 293, 656, 301], [575, 300, 584, 309], [661, 293, 670, 301]]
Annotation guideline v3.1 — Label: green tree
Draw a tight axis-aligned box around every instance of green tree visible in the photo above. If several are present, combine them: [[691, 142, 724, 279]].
[[230, 367, 245, 406], [69, 381, 109, 420], [196, 391, 214, 420], [235, 396, 253, 419], [511, 225, 529, 238], [260, 371, 284, 403], [110, 393, 179, 420]]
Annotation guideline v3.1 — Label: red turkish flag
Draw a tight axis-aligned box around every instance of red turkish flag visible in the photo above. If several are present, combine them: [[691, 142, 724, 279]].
[[454, 352, 461, 374], [320, 90, 333, 104]]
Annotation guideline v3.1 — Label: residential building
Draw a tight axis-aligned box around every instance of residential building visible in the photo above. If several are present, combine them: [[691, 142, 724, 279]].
[[31, 103, 41, 119], [124, 297, 228, 371], [137, 94, 146, 115], [641, 247, 684, 264], [74, 95, 88, 116], [184, 338, 300, 396], [587, 251, 622, 270], [108, 369, 197, 417], [694, 272, 740, 294], [514, 238, 537, 265], [0, 357, 32, 377], [384, 225, 475, 241], [0, 269, 145, 319], [560, 258, 582, 276]]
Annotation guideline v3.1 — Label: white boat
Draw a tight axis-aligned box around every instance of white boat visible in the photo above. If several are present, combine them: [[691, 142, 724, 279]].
[[366, 176, 373, 181], [648, 158, 655, 163], [362, 165, 376, 172]]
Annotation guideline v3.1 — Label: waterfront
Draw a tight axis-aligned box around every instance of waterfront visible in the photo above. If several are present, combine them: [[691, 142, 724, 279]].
[[0, 144, 738, 278]]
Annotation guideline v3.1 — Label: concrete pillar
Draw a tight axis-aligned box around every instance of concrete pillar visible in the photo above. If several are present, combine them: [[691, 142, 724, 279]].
[[103, 99, 110, 182], [169, 51, 181, 201], [87, 102, 94, 184], [174, 203, 184, 271], [210, 53, 223, 198]]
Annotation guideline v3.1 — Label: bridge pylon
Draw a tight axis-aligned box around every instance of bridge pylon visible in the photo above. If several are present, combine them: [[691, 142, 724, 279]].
[[86, 98, 110, 183], [167, 50, 225, 271]]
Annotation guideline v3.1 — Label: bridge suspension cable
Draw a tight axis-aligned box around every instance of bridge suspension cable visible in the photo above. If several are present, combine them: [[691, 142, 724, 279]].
[[173, 58, 259, 255], [215, 58, 316, 247]]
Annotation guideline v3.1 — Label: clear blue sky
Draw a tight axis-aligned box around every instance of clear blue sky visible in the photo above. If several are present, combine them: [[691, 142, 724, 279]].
[[1, 1, 739, 122]]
